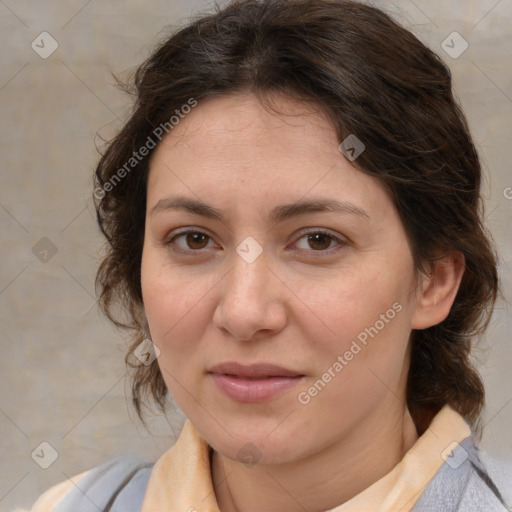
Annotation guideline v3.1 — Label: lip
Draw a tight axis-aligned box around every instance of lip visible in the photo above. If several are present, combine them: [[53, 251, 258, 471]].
[[208, 362, 304, 403]]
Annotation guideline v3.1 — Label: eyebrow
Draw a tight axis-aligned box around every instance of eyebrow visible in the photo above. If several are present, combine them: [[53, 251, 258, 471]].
[[149, 196, 370, 223]]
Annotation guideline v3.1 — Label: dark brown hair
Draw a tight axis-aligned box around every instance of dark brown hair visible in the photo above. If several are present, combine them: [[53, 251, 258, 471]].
[[94, 0, 499, 435]]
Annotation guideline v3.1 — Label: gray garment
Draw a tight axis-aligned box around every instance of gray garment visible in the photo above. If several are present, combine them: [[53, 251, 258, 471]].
[[411, 436, 512, 511], [53, 437, 512, 511], [53, 454, 152, 512]]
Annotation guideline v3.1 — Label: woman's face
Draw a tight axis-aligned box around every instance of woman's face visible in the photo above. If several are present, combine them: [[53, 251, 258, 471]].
[[141, 92, 423, 464]]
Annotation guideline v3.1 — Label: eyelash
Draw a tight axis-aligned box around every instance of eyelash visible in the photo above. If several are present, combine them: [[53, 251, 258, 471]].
[[164, 228, 346, 257]]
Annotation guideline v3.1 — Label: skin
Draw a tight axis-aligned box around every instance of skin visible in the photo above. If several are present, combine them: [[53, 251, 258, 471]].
[[141, 92, 464, 512]]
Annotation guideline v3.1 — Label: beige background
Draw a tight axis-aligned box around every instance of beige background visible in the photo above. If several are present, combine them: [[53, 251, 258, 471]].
[[0, 1, 511, 510]]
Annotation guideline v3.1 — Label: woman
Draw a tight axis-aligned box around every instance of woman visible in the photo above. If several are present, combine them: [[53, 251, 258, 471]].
[[20, 0, 512, 510]]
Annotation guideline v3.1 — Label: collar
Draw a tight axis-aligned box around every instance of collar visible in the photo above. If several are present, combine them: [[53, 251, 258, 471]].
[[141, 405, 471, 512]]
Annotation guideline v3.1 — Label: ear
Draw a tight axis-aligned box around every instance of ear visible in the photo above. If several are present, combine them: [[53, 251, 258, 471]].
[[411, 251, 465, 330]]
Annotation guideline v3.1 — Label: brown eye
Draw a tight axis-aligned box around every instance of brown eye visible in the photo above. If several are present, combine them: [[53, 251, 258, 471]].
[[167, 230, 214, 251], [307, 233, 333, 251], [185, 232, 210, 249], [293, 230, 344, 254]]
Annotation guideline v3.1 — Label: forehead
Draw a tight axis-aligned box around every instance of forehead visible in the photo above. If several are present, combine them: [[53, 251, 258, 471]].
[[146, 92, 393, 222], [153, 92, 337, 156]]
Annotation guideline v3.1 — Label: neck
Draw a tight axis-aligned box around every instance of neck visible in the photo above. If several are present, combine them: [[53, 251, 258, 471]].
[[212, 403, 419, 512]]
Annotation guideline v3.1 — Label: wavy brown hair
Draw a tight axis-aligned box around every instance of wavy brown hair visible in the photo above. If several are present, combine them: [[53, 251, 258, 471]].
[[94, 0, 499, 436]]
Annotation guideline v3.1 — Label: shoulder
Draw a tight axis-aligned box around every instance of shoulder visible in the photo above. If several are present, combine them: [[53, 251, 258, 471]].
[[24, 454, 153, 512], [477, 447, 512, 507], [413, 437, 512, 511], [24, 469, 90, 511]]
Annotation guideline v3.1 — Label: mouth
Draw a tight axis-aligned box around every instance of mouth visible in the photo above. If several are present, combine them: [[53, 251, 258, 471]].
[[208, 362, 305, 403], [208, 362, 303, 379]]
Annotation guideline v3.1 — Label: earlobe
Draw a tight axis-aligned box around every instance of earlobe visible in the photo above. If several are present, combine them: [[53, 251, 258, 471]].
[[411, 251, 465, 330]]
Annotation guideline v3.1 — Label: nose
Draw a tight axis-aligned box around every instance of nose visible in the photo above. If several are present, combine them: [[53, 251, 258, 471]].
[[212, 250, 287, 341]]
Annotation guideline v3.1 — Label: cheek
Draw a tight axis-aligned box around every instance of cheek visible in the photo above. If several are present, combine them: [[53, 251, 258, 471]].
[[141, 251, 189, 341], [141, 263, 213, 401], [299, 261, 412, 353], [293, 266, 415, 417], [294, 270, 413, 417], [140, 250, 222, 371]]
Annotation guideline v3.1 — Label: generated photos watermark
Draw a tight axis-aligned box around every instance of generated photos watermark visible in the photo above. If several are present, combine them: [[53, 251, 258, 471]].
[[339, 134, 365, 162], [94, 98, 198, 200], [134, 338, 161, 366], [297, 301, 403, 405]]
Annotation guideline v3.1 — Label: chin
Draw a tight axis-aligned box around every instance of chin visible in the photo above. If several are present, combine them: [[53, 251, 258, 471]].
[[194, 413, 314, 466]]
